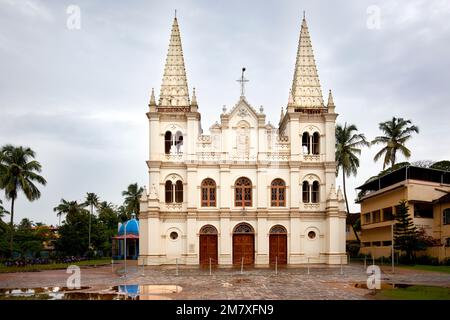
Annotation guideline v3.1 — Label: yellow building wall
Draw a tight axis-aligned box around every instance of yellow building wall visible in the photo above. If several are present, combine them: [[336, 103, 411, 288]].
[[433, 202, 450, 245], [359, 181, 450, 260]]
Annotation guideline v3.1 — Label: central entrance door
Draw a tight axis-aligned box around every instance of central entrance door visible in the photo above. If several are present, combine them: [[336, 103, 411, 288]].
[[269, 225, 288, 265], [199, 225, 218, 265], [232, 223, 255, 265]]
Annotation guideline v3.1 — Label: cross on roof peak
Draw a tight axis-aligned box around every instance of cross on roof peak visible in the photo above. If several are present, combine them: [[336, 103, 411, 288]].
[[236, 67, 249, 97]]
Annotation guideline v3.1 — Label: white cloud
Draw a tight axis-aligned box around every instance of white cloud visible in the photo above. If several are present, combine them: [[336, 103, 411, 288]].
[[1, 0, 449, 222]]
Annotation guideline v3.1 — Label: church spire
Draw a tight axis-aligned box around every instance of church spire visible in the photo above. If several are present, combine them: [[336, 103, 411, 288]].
[[159, 15, 190, 108], [290, 15, 324, 108]]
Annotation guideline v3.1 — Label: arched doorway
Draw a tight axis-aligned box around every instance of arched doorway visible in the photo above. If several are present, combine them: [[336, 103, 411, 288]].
[[199, 225, 218, 265], [269, 225, 287, 265], [233, 223, 255, 265]]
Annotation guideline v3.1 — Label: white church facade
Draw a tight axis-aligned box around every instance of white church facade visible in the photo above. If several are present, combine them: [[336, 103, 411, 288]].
[[138, 14, 347, 266]]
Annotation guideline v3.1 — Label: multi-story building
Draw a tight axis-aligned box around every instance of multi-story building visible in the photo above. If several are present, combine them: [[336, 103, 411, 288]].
[[357, 165, 450, 260], [138, 14, 346, 266]]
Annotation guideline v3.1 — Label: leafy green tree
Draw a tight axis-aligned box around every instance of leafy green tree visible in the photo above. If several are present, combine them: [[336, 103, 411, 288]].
[[53, 199, 86, 225], [393, 200, 427, 263], [84, 193, 99, 252], [0, 144, 47, 256], [372, 117, 419, 169], [431, 160, 450, 171], [335, 123, 369, 242], [116, 205, 129, 222], [98, 202, 119, 231], [55, 198, 119, 257], [122, 183, 143, 218], [55, 208, 90, 256], [13, 218, 43, 257]]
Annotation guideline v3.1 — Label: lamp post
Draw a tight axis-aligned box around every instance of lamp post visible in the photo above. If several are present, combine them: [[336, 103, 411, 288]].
[[391, 222, 395, 274], [123, 220, 128, 277]]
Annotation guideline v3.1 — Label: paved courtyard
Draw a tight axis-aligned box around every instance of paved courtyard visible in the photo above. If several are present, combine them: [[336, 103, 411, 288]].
[[0, 262, 449, 300]]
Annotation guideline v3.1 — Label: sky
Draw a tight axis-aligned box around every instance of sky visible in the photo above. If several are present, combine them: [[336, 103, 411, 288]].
[[1, 0, 449, 225]]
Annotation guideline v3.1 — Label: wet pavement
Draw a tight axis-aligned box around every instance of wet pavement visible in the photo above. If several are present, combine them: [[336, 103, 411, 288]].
[[0, 262, 449, 300]]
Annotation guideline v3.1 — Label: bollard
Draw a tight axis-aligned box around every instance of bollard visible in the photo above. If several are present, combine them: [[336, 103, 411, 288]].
[[240, 257, 244, 275], [307, 257, 310, 275], [111, 259, 114, 274], [141, 259, 145, 276], [209, 258, 212, 276], [275, 256, 278, 275], [176, 258, 179, 276]]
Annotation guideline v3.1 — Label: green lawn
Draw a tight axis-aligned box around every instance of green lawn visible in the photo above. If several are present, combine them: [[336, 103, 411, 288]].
[[0, 259, 111, 273], [397, 264, 450, 274], [375, 285, 450, 300]]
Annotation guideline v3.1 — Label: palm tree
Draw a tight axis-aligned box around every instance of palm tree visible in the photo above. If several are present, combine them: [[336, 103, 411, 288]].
[[372, 117, 419, 169], [336, 123, 370, 241], [84, 192, 99, 252], [0, 199, 9, 219], [122, 183, 143, 218], [53, 199, 86, 225], [97, 201, 114, 212], [0, 145, 47, 256]]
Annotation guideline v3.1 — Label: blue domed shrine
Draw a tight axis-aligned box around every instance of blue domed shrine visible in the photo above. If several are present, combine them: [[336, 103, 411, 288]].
[[112, 214, 139, 260]]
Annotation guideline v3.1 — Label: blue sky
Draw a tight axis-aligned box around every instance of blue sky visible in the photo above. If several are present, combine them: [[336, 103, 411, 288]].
[[1, 0, 449, 225]]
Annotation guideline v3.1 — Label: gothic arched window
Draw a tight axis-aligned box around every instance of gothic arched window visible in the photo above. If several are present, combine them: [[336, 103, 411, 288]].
[[165, 180, 173, 203], [312, 132, 320, 155], [165, 179, 183, 203], [271, 179, 286, 207], [165, 131, 172, 154], [302, 181, 310, 203], [201, 178, 216, 207], [175, 131, 183, 153], [312, 181, 320, 203], [175, 180, 183, 203], [235, 177, 252, 207], [302, 132, 310, 155]]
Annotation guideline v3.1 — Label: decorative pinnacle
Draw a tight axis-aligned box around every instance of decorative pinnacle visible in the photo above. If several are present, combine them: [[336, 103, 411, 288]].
[[149, 88, 156, 106], [327, 89, 335, 107], [191, 87, 197, 105]]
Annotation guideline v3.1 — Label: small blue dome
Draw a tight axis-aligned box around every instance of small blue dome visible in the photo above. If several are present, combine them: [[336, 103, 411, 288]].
[[118, 217, 139, 236]]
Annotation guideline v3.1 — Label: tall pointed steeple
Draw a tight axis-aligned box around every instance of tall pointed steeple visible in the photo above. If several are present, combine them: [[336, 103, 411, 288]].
[[158, 15, 190, 108], [290, 15, 324, 108]]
